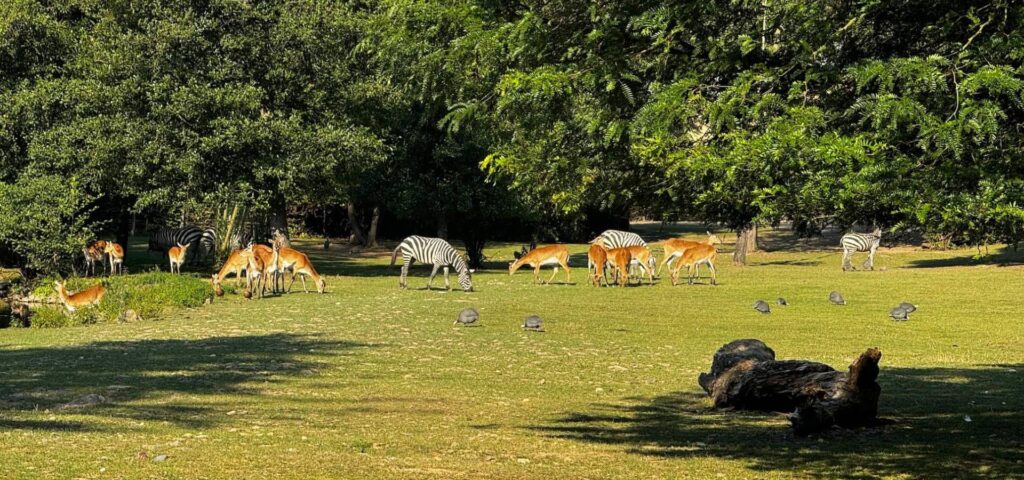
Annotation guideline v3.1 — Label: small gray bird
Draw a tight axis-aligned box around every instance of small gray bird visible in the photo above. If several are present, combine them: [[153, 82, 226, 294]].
[[829, 291, 846, 305], [889, 307, 909, 321], [898, 302, 917, 313], [455, 308, 479, 326], [777, 297, 788, 306], [753, 300, 771, 314], [522, 315, 543, 331]]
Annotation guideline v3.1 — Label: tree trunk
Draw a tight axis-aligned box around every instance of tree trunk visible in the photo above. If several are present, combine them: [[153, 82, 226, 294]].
[[268, 191, 289, 238], [347, 203, 367, 245], [698, 339, 884, 436], [436, 211, 448, 239], [367, 206, 380, 248]]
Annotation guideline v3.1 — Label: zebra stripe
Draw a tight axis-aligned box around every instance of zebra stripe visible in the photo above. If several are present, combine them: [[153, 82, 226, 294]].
[[149, 226, 203, 251], [592, 230, 647, 249], [841, 229, 881, 271], [390, 236, 473, 291]]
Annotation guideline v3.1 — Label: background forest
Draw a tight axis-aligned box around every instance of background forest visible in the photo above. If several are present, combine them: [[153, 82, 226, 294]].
[[2, 0, 1024, 274]]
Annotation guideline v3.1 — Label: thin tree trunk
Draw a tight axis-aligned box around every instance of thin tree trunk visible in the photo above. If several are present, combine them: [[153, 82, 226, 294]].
[[268, 191, 289, 238], [436, 211, 448, 239], [367, 206, 380, 247], [747, 225, 758, 252], [347, 203, 367, 245], [733, 228, 749, 265]]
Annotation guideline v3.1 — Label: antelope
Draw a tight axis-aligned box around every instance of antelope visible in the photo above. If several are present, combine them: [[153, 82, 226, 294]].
[[653, 231, 723, 276], [273, 245, 327, 293], [168, 243, 190, 274], [242, 244, 269, 299], [670, 243, 719, 286], [104, 242, 125, 275], [53, 280, 105, 312], [625, 245, 655, 284], [587, 243, 608, 287], [82, 240, 107, 276], [210, 249, 250, 296], [508, 244, 571, 285], [251, 243, 282, 293], [604, 247, 633, 287]]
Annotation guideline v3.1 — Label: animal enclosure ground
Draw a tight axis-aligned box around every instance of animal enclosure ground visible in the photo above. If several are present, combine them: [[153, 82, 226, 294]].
[[1, 231, 1022, 479]]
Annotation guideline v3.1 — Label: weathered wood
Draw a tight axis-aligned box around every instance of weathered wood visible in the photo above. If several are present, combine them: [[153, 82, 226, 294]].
[[699, 339, 883, 435]]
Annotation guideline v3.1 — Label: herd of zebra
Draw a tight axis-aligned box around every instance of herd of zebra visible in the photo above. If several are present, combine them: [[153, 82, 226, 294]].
[[389, 228, 883, 291]]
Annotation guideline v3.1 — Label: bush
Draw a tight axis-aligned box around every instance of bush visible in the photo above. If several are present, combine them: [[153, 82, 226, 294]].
[[27, 271, 218, 327]]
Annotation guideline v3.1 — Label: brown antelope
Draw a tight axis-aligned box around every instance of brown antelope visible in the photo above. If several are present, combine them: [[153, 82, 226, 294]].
[[625, 245, 655, 284], [653, 231, 723, 276], [242, 244, 269, 298], [604, 247, 633, 287], [82, 240, 107, 276], [670, 243, 719, 286], [210, 249, 250, 296], [273, 245, 327, 293], [53, 280, 105, 312], [508, 244, 571, 284], [168, 243, 190, 274], [587, 243, 608, 287], [103, 242, 125, 275]]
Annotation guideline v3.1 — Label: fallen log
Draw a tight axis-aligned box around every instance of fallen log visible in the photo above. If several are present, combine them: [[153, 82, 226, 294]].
[[698, 339, 883, 435]]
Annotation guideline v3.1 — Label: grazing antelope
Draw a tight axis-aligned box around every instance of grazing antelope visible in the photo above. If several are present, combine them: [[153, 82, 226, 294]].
[[104, 242, 125, 275], [82, 240, 107, 276], [53, 280, 105, 312], [273, 245, 326, 294], [242, 245, 269, 299], [250, 243, 283, 293], [604, 247, 633, 287], [508, 244, 571, 285], [625, 245, 655, 284], [653, 232, 723, 276], [587, 243, 608, 287], [210, 249, 250, 296], [168, 243, 190, 274], [670, 243, 719, 286]]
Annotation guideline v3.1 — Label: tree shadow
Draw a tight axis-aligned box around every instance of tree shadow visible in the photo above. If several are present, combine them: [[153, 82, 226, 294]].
[[531, 364, 1024, 479], [905, 247, 1024, 268], [0, 334, 370, 430]]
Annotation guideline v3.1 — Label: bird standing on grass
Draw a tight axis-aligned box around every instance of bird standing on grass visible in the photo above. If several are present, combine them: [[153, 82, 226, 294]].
[[889, 307, 909, 321], [753, 300, 771, 314], [898, 302, 917, 313], [829, 291, 846, 305], [455, 308, 479, 326], [522, 315, 543, 331], [777, 298, 788, 306]]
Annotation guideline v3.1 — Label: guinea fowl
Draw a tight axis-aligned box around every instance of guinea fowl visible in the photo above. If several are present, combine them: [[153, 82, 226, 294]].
[[777, 297, 788, 306], [522, 315, 543, 331], [829, 291, 846, 305], [753, 300, 771, 314], [898, 302, 917, 313], [889, 307, 909, 321], [455, 308, 480, 326]]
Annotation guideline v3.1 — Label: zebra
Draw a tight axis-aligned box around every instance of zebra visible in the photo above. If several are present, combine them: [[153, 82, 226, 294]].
[[841, 228, 882, 271], [590, 229, 656, 281], [390, 236, 473, 291], [149, 225, 215, 263]]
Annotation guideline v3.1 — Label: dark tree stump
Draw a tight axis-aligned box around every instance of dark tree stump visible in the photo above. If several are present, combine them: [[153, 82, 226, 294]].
[[699, 339, 883, 435]]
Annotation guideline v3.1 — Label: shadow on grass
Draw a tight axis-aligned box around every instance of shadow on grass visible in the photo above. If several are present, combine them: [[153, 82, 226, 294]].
[[532, 365, 1024, 479], [905, 246, 1024, 268], [0, 333, 369, 430]]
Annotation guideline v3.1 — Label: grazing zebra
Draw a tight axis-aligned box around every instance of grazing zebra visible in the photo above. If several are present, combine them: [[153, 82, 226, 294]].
[[841, 228, 882, 271], [390, 236, 473, 291], [149, 225, 215, 263], [590, 230, 655, 281]]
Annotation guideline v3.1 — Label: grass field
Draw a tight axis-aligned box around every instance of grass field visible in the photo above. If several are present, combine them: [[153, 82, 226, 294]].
[[1, 226, 1023, 479]]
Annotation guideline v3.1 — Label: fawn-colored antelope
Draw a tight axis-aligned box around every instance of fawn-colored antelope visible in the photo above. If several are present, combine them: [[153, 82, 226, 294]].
[[83, 240, 107, 276], [653, 231, 723, 276], [604, 247, 633, 287], [670, 243, 719, 286], [625, 245, 655, 284], [210, 249, 250, 296], [587, 243, 608, 287], [241, 245, 269, 299], [508, 244, 571, 284], [103, 242, 125, 275], [273, 245, 326, 293], [168, 243, 190, 274], [53, 280, 105, 312], [251, 243, 283, 293]]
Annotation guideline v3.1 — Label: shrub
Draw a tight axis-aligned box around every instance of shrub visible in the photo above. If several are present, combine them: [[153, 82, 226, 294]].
[[26, 271, 218, 327]]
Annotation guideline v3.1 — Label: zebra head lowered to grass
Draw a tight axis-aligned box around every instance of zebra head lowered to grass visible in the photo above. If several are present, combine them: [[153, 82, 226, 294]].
[[840, 227, 882, 271], [391, 236, 474, 292]]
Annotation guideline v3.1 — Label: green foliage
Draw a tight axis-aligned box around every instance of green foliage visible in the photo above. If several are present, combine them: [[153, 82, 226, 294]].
[[0, 175, 96, 275], [28, 272, 214, 327]]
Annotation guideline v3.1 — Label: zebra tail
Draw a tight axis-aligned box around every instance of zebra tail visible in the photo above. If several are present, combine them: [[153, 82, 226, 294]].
[[390, 245, 400, 267]]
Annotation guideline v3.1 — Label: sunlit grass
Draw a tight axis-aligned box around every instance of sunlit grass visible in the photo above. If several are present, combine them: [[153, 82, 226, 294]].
[[0, 231, 1022, 478]]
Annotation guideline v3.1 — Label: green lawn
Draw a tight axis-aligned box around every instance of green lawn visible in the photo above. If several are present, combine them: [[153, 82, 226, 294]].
[[1, 230, 1023, 479]]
